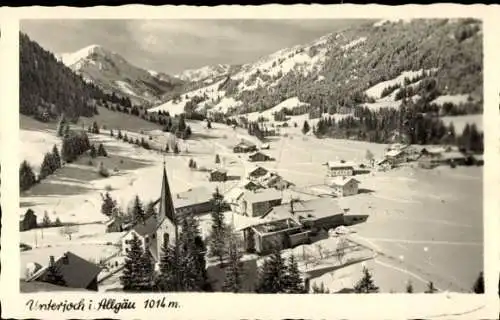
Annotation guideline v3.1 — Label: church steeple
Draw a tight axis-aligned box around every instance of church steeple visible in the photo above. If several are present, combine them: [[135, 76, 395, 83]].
[[158, 159, 176, 225]]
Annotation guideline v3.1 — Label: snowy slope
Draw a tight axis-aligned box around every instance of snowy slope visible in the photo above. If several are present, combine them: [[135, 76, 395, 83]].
[[175, 64, 234, 82]]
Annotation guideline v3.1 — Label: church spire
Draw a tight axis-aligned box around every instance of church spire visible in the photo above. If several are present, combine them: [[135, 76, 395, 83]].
[[158, 160, 176, 225]]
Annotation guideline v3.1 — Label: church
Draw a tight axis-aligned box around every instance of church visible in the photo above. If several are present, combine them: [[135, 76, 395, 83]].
[[121, 162, 178, 263]]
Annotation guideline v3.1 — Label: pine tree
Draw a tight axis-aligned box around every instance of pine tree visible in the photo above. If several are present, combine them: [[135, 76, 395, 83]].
[[311, 282, 330, 293], [157, 240, 180, 291], [100, 192, 117, 216], [20, 160, 37, 192], [472, 271, 484, 293], [64, 123, 71, 137], [215, 154, 221, 164], [56, 114, 67, 137], [425, 281, 437, 293], [145, 201, 156, 218], [209, 188, 227, 265], [178, 215, 208, 291], [406, 280, 414, 293], [110, 129, 114, 137], [89, 144, 97, 158], [92, 121, 100, 134], [44, 260, 66, 286], [61, 136, 74, 163], [302, 120, 310, 135], [173, 143, 180, 154], [222, 233, 244, 293], [51, 145, 61, 170], [165, 144, 170, 153], [120, 233, 151, 292], [42, 210, 51, 227], [39, 152, 54, 180], [97, 143, 107, 157], [137, 251, 154, 291], [284, 255, 305, 293], [131, 195, 146, 224], [256, 246, 288, 293], [54, 217, 62, 227], [353, 267, 379, 293], [117, 130, 123, 139]]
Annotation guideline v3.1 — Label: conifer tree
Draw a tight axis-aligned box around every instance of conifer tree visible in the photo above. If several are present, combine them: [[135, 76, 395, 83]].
[[54, 217, 62, 227], [64, 123, 71, 137], [425, 281, 437, 293], [284, 255, 305, 293], [110, 129, 114, 137], [44, 259, 66, 286], [223, 233, 244, 293], [92, 121, 100, 134], [215, 154, 221, 164], [472, 271, 484, 293], [97, 143, 107, 157], [89, 144, 97, 158], [353, 267, 379, 293], [137, 251, 154, 291], [157, 240, 180, 291], [117, 130, 123, 139], [131, 195, 146, 224], [302, 120, 310, 135], [311, 282, 330, 293], [145, 201, 156, 218], [20, 160, 37, 191], [120, 233, 151, 292], [256, 246, 288, 293], [178, 215, 208, 291], [39, 152, 54, 180], [165, 143, 170, 153], [173, 143, 180, 154], [51, 145, 61, 170], [209, 188, 227, 265], [56, 114, 67, 137], [101, 192, 117, 216], [406, 280, 414, 293], [42, 210, 51, 227], [61, 136, 74, 163]]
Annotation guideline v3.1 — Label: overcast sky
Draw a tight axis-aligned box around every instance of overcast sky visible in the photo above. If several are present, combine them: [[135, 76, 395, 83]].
[[21, 19, 368, 74]]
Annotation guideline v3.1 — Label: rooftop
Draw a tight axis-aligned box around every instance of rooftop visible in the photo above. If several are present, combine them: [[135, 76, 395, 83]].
[[385, 149, 404, 157], [211, 168, 228, 174], [251, 218, 302, 235], [326, 161, 356, 169], [174, 186, 214, 208], [266, 198, 346, 221], [132, 215, 158, 237], [243, 188, 282, 204], [328, 176, 360, 187]]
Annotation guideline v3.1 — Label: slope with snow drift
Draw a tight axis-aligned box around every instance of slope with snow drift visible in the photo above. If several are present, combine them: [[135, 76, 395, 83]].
[[57, 44, 184, 105]]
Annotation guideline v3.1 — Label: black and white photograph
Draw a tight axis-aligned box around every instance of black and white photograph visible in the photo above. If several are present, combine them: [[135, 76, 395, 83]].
[[17, 18, 484, 295]]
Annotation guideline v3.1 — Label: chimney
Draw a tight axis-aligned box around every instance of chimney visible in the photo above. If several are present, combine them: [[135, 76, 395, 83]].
[[49, 255, 55, 266]]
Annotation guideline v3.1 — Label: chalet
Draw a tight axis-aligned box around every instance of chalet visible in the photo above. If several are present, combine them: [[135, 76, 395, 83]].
[[242, 218, 308, 254], [233, 140, 257, 153], [326, 161, 356, 177], [248, 166, 270, 180], [265, 174, 294, 190], [20, 209, 37, 231], [28, 252, 101, 291], [240, 179, 264, 191], [237, 189, 283, 217], [328, 176, 360, 197], [419, 150, 468, 167], [384, 149, 408, 166], [209, 168, 228, 182], [121, 215, 158, 255], [248, 151, 273, 162]]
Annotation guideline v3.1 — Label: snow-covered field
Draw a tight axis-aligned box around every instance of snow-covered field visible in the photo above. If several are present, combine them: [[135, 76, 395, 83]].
[[365, 69, 437, 100], [20, 115, 482, 292]]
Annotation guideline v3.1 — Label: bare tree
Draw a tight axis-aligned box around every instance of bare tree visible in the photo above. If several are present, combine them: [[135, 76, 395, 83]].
[[336, 236, 349, 264], [59, 225, 79, 240]]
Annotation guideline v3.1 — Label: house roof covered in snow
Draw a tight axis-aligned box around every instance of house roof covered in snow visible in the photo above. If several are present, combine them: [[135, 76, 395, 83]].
[[326, 161, 356, 169], [225, 187, 245, 203], [31, 252, 101, 289], [248, 166, 270, 175], [243, 188, 282, 204], [174, 186, 214, 208], [211, 168, 228, 174], [328, 176, 360, 187], [385, 149, 404, 157], [266, 198, 345, 221]]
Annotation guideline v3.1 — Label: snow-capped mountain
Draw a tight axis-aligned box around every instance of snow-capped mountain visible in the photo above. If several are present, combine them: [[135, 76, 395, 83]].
[[175, 64, 236, 83], [149, 19, 483, 121], [57, 44, 184, 105]]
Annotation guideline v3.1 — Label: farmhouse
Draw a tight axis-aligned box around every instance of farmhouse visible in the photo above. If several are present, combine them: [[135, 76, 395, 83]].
[[265, 198, 347, 232], [242, 218, 308, 254], [418, 149, 469, 167], [20, 209, 37, 231], [121, 215, 158, 255], [240, 179, 264, 191], [248, 151, 273, 162], [209, 168, 228, 182], [233, 140, 257, 153], [326, 161, 356, 177], [237, 189, 283, 217], [384, 149, 408, 166], [328, 176, 360, 197], [264, 174, 294, 190], [28, 252, 101, 291], [248, 166, 270, 180]]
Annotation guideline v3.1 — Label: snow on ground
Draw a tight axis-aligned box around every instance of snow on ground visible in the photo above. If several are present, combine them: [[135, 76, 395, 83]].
[[431, 94, 470, 106], [115, 80, 139, 98], [365, 69, 437, 99], [441, 114, 483, 133], [210, 97, 243, 114], [148, 80, 225, 115], [20, 129, 62, 173], [373, 18, 414, 27]]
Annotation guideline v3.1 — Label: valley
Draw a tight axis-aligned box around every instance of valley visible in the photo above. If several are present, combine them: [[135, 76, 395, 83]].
[[19, 18, 484, 294]]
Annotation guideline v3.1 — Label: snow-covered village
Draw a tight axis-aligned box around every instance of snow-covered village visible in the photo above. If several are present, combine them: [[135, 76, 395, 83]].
[[18, 19, 484, 294]]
